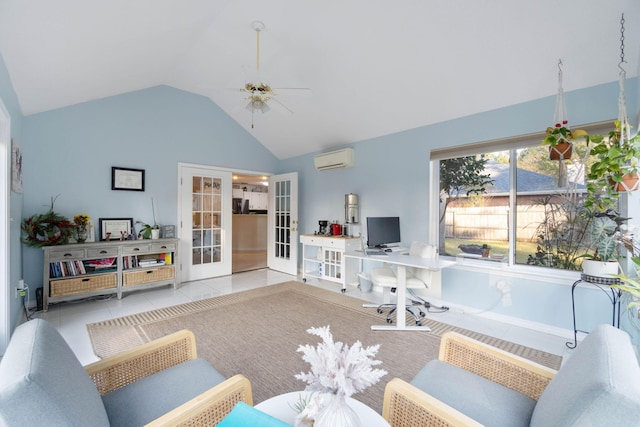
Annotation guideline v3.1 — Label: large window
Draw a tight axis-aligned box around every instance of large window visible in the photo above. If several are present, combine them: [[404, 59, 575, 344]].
[[433, 123, 615, 271]]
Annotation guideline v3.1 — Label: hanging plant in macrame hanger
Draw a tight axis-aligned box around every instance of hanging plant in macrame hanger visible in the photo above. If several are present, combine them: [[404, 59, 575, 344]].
[[603, 13, 640, 193], [542, 60, 586, 161]]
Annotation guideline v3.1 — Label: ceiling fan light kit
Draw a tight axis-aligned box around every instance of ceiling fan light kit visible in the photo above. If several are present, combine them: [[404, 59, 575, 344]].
[[244, 20, 271, 128], [242, 20, 309, 128]]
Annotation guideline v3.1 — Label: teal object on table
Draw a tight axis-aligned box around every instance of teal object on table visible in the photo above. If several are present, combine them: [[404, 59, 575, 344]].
[[217, 401, 293, 426]]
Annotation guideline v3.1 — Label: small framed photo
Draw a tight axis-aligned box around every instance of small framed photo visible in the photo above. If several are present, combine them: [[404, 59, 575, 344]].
[[99, 218, 133, 241], [112, 167, 145, 191], [160, 225, 175, 238]]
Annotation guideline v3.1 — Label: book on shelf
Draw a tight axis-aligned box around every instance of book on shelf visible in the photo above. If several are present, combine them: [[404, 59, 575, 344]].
[[49, 260, 89, 278], [138, 258, 165, 267]]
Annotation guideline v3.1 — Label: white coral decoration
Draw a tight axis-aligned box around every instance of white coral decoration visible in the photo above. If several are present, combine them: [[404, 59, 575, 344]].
[[294, 326, 387, 398]]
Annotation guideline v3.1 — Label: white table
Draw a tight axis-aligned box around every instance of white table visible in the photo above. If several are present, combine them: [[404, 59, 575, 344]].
[[255, 391, 390, 426], [345, 250, 456, 331]]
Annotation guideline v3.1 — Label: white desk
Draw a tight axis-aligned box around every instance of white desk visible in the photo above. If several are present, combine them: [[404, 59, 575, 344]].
[[255, 391, 390, 426], [345, 250, 456, 331]]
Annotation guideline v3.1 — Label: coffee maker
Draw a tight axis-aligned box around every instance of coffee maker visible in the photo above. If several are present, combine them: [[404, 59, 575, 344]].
[[318, 220, 329, 235]]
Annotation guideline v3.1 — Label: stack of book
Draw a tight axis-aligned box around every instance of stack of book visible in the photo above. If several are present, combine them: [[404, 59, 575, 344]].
[[138, 258, 166, 268]]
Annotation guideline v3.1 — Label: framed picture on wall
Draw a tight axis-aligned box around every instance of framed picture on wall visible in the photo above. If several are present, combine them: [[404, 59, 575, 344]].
[[11, 139, 23, 193], [99, 218, 133, 240], [111, 167, 145, 191]]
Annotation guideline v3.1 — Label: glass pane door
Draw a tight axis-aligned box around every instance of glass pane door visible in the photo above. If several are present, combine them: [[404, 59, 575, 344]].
[[180, 165, 231, 282], [268, 172, 298, 275], [192, 176, 222, 266]]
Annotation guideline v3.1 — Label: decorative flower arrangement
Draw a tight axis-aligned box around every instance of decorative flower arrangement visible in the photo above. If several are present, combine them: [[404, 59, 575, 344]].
[[73, 214, 91, 228], [73, 213, 91, 243], [295, 326, 387, 397], [293, 326, 387, 426], [21, 197, 75, 247]]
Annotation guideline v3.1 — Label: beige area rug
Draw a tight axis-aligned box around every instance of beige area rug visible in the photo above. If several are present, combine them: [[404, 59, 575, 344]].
[[87, 281, 562, 412]]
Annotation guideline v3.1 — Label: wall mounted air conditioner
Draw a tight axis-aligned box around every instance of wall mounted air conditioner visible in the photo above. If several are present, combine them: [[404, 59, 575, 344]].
[[314, 148, 355, 171]]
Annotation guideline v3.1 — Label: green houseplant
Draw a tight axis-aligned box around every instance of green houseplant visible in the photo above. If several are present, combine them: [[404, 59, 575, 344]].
[[580, 211, 628, 278], [585, 120, 640, 209], [137, 197, 161, 239], [541, 124, 588, 160], [612, 257, 640, 309], [609, 231, 640, 308], [136, 221, 160, 239]]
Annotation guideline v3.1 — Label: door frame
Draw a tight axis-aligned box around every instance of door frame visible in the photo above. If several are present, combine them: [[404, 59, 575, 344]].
[[0, 97, 10, 354], [177, 163, 272, 282]]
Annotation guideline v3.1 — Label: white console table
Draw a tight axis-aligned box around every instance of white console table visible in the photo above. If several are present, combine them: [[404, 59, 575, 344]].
[[300, 234, 360, 292], [344, 250, 455, 331]]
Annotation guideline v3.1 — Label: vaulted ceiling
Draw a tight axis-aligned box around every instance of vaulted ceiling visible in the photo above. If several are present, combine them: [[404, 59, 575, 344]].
[[0, 0, 638, 159]]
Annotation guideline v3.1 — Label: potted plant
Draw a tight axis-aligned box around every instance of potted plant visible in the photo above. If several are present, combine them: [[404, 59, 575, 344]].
[[136, 221, 160, 239], [585, 121, 640, 209], [137, 197, 161, 239], [541, 124, 588, 160], [580, 210, 628, 278]]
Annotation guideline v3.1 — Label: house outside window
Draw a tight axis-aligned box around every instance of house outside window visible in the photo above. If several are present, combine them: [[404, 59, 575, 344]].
[[432, 122, 617, 272]]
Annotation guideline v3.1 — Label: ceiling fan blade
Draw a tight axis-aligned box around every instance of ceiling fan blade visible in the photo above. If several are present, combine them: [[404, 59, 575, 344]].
[[269, 97, 293, 115], [272, 87, 311, 91]]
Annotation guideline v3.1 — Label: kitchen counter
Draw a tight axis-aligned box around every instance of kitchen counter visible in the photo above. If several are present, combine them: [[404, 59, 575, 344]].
[[233, 214, 267, 251]]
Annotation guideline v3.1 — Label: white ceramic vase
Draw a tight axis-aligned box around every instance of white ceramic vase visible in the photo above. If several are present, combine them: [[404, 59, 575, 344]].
[[313, 393, 361, 427]]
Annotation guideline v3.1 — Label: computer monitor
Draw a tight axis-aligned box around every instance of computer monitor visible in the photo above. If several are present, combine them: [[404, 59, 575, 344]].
[[366, 216, 401, 248]]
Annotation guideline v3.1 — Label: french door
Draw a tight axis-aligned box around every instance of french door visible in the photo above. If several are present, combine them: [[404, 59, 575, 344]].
[[179, 164, 232, 281], [267, 172, 298, 275]]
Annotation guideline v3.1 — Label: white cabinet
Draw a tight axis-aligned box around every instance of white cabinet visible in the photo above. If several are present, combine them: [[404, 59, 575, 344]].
[[254, 192, 268, 210], [243, 191, 268, 210], [300, 234, 360, 292]]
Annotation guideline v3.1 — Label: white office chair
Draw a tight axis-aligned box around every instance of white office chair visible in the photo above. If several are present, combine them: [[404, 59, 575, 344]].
[[370, 242, 447, 325]]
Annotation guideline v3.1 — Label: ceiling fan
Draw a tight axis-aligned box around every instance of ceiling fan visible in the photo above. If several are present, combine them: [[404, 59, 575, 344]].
[[243, 21, 308, 128]]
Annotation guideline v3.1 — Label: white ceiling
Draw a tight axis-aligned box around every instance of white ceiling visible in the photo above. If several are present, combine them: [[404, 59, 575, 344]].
[[0, 0, 638, 159]]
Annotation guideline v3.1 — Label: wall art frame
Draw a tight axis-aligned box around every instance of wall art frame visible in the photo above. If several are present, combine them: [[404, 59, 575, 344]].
[[111, 166, 145, 191], [99, 217, 133, 241], [11, 139, 22, 193]]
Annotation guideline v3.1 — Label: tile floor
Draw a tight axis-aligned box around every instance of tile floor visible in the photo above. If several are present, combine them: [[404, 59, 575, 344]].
[[31, 269, 573, 366]]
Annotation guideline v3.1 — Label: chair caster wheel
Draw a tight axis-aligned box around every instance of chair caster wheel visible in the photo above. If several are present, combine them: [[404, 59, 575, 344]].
[[341, 289, 346, 293], [416, 321, 422, 326], [302, 278, 307, 283], [377, 308, 383, 314], [419, 312, 426, 317], [386, 318, 393, 324]]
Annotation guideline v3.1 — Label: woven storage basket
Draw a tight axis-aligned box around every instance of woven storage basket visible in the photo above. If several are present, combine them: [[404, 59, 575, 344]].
[[123, 267, 174, 286], [50, 273, 117, 297]]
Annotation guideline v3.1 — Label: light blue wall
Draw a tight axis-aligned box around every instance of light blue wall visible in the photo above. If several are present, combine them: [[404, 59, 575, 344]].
[[0, 52, 23, 344], [3, 39, 639, 340], [280, 78, 640, 337], [19, 86, 279, 297]]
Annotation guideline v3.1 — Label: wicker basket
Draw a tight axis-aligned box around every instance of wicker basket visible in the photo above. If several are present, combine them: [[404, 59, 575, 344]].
[[50, 273, 117, 297], [123, 267, 174, 286]]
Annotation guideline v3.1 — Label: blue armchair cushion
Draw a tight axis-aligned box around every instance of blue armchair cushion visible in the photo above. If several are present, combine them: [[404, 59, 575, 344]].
[[0, 319, 110, 427], [530, 324, 640, 426], [102, 357, 226, 427], [411, 359, 536, 427]]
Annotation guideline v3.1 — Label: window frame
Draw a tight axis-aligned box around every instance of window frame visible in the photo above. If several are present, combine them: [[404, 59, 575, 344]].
[[429, 121, 620, 279]]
